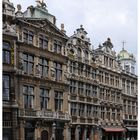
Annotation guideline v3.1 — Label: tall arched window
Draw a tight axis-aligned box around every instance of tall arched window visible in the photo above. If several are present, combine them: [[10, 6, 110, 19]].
[[77, 48, 82, 57], [3, 42, 11, 64]]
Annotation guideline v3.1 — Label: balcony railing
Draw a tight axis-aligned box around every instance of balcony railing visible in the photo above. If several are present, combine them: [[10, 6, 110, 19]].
[[3, 121, 12, 127], [19, 109, 70, 121]]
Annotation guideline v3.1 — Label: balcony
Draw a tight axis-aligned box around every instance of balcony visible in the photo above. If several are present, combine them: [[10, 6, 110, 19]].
[[18, 109, 70, 121]]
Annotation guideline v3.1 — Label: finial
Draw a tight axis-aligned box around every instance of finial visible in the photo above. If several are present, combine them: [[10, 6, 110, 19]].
[[80, 25, 83, 28], [122, 40, 126, 50]]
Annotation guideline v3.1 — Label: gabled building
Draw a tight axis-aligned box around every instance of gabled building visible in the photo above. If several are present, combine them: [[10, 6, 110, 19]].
[[94, 38, 125, 140], [117, 48, 137, 140], [3, 0, 70, 140], [66, 25, 99, 140], [2, 0, 137, 140]]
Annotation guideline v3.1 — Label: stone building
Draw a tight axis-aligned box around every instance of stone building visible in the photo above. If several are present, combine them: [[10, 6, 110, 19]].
[[66, 25, 99, 140], [3, 0, 18, 140], [2, 0, 137, 140], [117, 48, 137, 140], [93, 38, 125, 140], [3, 0, 70, 140]]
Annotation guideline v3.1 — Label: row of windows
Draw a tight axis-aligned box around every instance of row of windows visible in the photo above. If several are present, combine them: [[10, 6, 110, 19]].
[[23, 29, 63, 54], [71, 103, 120, 120], [122, 79, 135, 94], [99, 88, 121, 102], [70, 61, 97, 78], [71, 103, 98, 117], [70, 80, 97, 97], [22, 53, 62, 81], [23, 85, 63, 111], [99, 71, 120, 87]]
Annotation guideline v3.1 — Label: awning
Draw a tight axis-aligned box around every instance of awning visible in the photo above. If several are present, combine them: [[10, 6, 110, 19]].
[[126, 127, 137, 131], [102, 127, 126, 132]]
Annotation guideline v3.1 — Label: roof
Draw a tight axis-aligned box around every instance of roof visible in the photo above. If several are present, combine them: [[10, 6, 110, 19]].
[[117, 48, 135, 61]]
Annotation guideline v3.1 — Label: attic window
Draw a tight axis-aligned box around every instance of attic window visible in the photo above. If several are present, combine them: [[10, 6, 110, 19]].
[[81, 35, 84, 39]]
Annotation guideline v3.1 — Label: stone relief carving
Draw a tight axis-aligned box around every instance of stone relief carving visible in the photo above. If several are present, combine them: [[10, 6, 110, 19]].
[[3, 22, 16, 34]]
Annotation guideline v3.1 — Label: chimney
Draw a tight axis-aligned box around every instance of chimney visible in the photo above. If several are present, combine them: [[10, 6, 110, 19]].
[[61, 23, 66, 34]]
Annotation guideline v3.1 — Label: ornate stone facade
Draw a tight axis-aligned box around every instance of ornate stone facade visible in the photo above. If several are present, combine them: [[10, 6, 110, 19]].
[[3, 0, 137, 140]]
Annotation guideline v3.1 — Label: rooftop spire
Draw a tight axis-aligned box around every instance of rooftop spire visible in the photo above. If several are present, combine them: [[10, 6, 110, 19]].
[[122, 40, 126, 50]]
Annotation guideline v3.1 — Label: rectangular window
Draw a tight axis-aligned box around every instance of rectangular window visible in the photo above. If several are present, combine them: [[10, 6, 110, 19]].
[[85, 84, 91, 96], [78, 82, 84, 95], [99, 71, 104, 83], [70, 80, 77, 94], [122, 79, 125, 92], [105, 73, 109, 84], [115, 76, 119, 87], [23, 85, 34, 109], [117, 109, 120, 121], [53, 62, 62, 81], [23, 29, 34, 44], [107, 108, 110, 120], [131, 82, 134, 94], [3, 42, 11, 64], [39, 58, 49, 77], [3, 75, 10, 101], [23, 53, 34, 75], [79, 103, 85, 116], [40, 88, 49, 110], [127, 80, 130, 94], [54, 91, 63, 111], [93, 106, 98, 118], [87, 105, 92, 117], [111, 91, 115, 102], [110, 75, 114, 86], [78, 63, 84, 75], [85, 65, 91, 77], [71, 102, 77, 116], [92, 85, 97, 97], [70, 61, 76, 73], [39, 35, 48, 49], [112, 108, 115, 120], [101, 107, 105, 120], [100, 88, 105, 100], [92, 69, 96, 79], [54, 40, 62, 54]]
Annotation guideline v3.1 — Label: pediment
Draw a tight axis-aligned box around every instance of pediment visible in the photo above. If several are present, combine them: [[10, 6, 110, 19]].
[[18, 18, 68, 39]]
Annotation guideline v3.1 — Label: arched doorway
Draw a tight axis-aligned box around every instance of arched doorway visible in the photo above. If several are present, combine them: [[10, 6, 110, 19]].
[[41, 130, 48, 140]]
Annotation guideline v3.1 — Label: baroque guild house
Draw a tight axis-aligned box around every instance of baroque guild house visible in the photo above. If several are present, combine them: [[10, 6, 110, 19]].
[[2, 0, 137, 140]]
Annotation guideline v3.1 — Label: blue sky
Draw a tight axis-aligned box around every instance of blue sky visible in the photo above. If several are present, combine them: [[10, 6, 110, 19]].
[[11, 0, 137, 57]]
